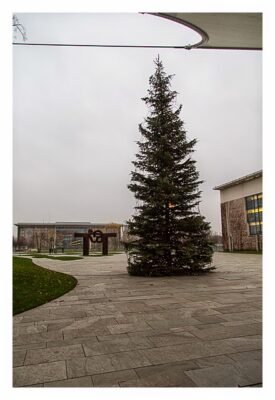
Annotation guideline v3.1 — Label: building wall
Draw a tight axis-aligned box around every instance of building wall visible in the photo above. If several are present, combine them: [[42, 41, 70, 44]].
[[221, 197, 262, 251], [218, 175, 262, 251], [220, 177, 262, 204], [17, 223, 125, 252]]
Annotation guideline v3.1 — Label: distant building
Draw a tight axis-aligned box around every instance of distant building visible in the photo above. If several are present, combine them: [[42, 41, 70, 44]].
[[214, 171, 262, 251], [14, 221, 126, 252]]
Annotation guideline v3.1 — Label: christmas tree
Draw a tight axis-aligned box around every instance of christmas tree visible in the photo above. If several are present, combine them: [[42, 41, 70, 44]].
[[126, 57, 214, 276]]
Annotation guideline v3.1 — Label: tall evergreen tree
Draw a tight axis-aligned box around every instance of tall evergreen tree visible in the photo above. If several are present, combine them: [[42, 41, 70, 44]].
[[126, 57, 214, 276]]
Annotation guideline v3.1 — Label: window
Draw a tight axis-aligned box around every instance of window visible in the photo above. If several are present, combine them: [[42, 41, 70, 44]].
[[245, 193, 262, 235]]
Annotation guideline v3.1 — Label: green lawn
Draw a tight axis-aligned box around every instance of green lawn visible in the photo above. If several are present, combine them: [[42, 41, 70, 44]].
[[223, 250, 262, 255], [88, 251, 125, 257], [13, 257, 77, 315], [31, 254, 83, 261]]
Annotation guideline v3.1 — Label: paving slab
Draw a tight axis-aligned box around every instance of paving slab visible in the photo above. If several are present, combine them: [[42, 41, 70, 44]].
[[146, 317, 201, 330], [185, 364, 250, 387], [193, 354, 236, 368], [13, 330, 63, 346], [83, 335, 152, 356], [13, 252, 262, 387], [44, 376, 93, 387], [13, 361, 67, 386], [46, 335, 99, 348], [13, 350, 26, 367], [193, 315, 227, 324], [63, 326, 110, 340], [227, 350, 262, 362], [67, 350, 152, 378], [221, 319, 259, 327], [107, 322, 153, 335], [189, 322, 262, 340], [139, 339, 236, 364], [24, 343, 85, 365], [133, 361, 198, 387], [213, 303, 261, 314], [96, 333, 129, 342], [28, 383, 44, 387], [62, 316, 118, 331], [91, 369, 139, 387], [146, 332, 199, 347], [13, 342, 47, 352], [233, 359, 262, 386], [13, 322, 48, 336], [222, 335, 262, 352], [45, 319, 76, 331]]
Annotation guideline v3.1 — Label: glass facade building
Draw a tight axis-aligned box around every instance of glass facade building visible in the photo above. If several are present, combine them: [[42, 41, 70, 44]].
[[245, 193, 262, 235], [15, 222, 125, 252], [214, 170, 262, 251]]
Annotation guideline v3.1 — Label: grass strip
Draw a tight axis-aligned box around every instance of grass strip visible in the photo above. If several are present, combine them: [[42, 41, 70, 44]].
[[222, 250, 262, 255], [31, 254, 83, 261], [13, 257, 77, 315]]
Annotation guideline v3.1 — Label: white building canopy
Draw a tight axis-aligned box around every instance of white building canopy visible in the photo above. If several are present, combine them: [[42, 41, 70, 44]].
[[151, 13, 262, 50]]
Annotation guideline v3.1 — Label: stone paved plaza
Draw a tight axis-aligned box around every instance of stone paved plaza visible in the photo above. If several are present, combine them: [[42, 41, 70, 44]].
[[13, 252, 262, 387]]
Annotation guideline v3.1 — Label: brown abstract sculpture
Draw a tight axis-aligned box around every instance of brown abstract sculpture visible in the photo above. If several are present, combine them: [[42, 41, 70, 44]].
[[74, 229, 117, 256]]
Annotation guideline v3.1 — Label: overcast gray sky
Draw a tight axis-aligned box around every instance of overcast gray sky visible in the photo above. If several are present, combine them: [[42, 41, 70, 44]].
[[13, 13, 262, 234]]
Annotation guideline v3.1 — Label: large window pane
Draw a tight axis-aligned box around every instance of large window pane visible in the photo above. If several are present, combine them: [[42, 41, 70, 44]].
[[246, 193, 263, 236]]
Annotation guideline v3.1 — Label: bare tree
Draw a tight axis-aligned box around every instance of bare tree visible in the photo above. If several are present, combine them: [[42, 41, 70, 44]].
[[208, 232, 223, 245], [17, 237, 27, 251], [13, 236, 18, 252], [34, 228, 47, 252], [13, 14, 27, 41], [230, 208, 245, 251]]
